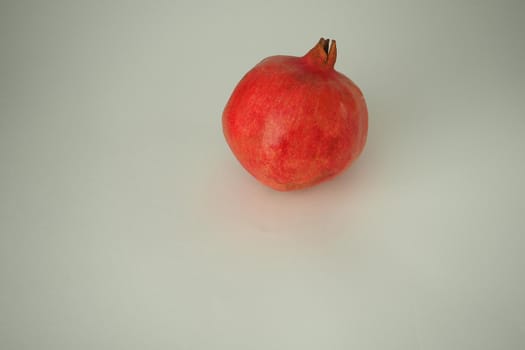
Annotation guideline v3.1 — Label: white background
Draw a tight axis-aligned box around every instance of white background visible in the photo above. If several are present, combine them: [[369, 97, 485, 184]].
[[1, 0, 524, 349]]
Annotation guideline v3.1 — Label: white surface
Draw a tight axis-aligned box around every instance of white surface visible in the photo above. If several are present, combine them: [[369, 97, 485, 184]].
[[1, 0, 524, 349]]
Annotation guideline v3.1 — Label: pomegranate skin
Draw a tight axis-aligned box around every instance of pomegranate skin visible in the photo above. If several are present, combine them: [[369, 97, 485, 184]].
[[222, 38, 368, 191]]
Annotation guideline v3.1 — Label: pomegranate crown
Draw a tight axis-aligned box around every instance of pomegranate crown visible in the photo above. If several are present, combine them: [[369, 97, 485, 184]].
[[303, 38, 337, 69]]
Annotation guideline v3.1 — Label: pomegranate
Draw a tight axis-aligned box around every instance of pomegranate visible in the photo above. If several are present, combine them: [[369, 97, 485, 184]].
[[222, 38, 368, 191]]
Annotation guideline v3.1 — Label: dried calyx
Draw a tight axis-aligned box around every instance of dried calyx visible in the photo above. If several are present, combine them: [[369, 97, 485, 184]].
[[303, 37, 337, 69]]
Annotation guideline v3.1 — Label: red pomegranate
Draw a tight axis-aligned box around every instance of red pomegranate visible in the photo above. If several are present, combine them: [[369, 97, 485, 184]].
[[222, 38, 368, 191]]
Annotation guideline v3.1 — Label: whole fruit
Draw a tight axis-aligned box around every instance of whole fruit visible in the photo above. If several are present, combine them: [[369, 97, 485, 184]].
[[222, 38, 368, 191]]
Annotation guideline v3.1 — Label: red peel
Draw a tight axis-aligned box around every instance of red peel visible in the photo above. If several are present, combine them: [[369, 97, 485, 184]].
[[222, 38, 368, 191]]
